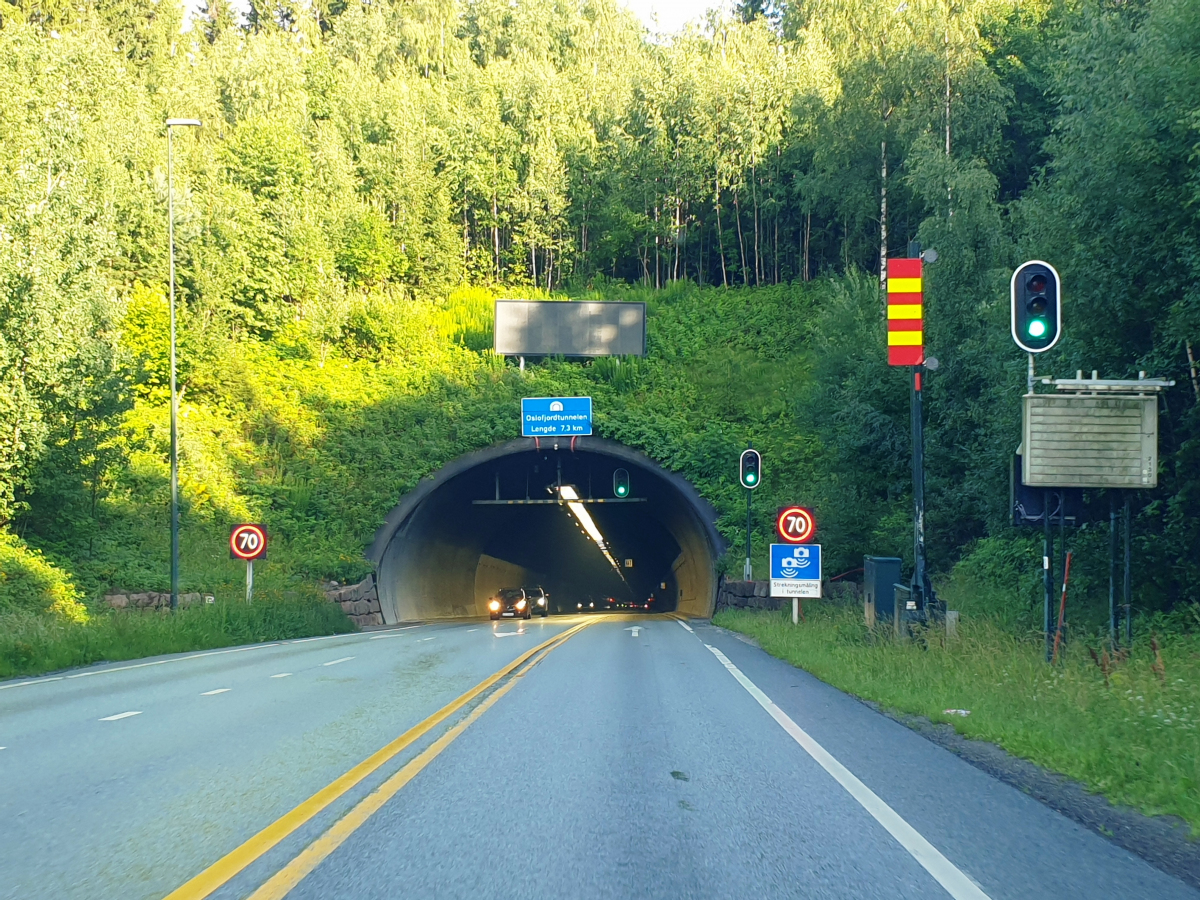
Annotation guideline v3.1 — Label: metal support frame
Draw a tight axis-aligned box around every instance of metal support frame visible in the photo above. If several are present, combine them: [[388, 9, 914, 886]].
[[1109, 494, 1117, 648], [1043, 489, 1054, 663], [1124, 494, 1132, 645], [908, 244, 934, 618]]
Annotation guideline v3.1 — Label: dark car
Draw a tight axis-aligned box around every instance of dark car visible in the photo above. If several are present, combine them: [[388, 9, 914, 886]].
[[525, 586, 550, 617], [489, 588, 532, 620]]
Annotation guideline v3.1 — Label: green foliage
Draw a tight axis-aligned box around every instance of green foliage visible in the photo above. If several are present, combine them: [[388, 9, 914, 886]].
[[0, 532, 87, 622], [0, 594, 353, 679], [717, 606, 1200, 833]]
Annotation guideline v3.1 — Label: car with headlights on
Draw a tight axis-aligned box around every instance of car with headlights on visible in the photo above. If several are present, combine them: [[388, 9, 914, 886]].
[[525, 586, 550, 617], [489, 588, 533, 620]]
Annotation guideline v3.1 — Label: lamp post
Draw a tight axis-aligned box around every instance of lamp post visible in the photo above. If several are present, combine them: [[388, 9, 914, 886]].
[[166, 118, 201, 612]]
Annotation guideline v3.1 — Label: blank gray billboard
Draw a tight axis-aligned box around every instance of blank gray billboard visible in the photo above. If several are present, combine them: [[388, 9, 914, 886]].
[[494, 300, 646, 357]]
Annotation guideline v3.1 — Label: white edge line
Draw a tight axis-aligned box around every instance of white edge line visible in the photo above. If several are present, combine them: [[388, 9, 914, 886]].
[[677, 619, 694, 632], [322, 657, 355, 667], [705, 644, 992, 900], [99, 711, 142, 721], [0, 676, 64, 692], [65, 642, 283, 681], [368, 634, 406, 640]]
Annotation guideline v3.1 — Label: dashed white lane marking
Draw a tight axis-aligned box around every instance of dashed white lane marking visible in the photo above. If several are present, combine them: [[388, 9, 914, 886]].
[[322, 657, 355, 667], [201, 688, 231, 695], [99, 711, 142, 721], [705, 645, 992, 900], [271, 673, 292, 679], [368, 634, 406, 640], [677, 620, 694, 633], [466, 629, 478, 633], [0, 746, 7, 750], [419, 637, 436, 642]]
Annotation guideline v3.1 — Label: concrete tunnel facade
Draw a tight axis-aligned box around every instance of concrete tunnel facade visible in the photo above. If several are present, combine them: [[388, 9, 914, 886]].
[[366, 438, 726, 622]]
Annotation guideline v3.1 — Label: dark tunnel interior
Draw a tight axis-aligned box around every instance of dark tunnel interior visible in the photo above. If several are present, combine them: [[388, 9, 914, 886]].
[[369, 440, 724, 622]]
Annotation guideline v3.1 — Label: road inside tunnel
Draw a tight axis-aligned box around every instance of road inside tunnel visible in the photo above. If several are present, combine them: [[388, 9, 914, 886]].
[[368, 438, 724, 623]]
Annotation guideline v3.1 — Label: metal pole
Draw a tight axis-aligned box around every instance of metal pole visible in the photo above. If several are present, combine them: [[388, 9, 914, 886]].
[[1109, 493, 1117, 648], [911, 363, 929, 613], [1027, 352, 1035, 394], [744, 486, 753, 582], [1043, 488, 1054, 663], [246, 559, 254, 604], [1123, 493, 1132, 645], [168, 125, 179, 614]]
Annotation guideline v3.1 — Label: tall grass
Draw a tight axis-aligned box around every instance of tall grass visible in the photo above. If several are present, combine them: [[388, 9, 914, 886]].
[[0, 595, 354, 680], [715, 605, 1200, 833]]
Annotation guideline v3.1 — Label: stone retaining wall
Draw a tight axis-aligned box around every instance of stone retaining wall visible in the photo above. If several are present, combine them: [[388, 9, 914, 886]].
[[714, 577, 861, 613], [103, 592, 212, 610], [321, 575, 383, 628], [104, 574, 386, 628]]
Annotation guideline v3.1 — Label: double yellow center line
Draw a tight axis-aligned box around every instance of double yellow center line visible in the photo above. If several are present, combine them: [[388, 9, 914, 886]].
[[164, 620, 592, 900]]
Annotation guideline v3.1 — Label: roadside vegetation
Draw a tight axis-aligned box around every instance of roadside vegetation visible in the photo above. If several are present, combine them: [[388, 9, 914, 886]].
[[0, 593, 354, 679], [714, 604, 1200, 833]]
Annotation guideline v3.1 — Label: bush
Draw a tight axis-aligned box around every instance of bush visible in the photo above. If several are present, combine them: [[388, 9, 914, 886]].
[[0, 533, 87, 623], [0, 593, 354, 679]]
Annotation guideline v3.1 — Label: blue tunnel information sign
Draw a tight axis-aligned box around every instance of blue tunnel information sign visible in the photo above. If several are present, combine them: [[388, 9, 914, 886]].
[[521, 397, 593, 437]]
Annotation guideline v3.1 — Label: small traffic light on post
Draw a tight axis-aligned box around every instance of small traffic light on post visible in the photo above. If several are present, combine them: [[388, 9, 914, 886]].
[[613, 468, 630, 498], [1011, 261, 1062, 353], [739, 449, 762, 489]]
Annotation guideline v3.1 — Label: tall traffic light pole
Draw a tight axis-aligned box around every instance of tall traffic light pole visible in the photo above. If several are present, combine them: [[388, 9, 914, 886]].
[[740, 447, 761, 580]]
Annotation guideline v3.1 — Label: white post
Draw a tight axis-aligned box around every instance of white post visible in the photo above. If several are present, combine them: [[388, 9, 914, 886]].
[[246, 560, 254, 604], [792, 597, 799, 625]]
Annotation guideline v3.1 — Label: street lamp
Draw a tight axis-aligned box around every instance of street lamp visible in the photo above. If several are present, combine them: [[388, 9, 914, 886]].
[[166, 118, 201, 612]]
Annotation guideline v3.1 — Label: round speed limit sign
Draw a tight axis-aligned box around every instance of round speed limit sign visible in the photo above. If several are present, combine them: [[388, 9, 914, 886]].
[[230, 524, 268, 561], [776, 506, 816, 544]]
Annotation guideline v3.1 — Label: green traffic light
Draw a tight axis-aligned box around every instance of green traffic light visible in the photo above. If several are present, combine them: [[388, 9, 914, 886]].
[[1027, 319, 1047, 338], [746, 473, 756, 484]]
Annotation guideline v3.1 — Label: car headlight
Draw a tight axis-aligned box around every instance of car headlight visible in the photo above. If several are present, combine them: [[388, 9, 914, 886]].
[[516, 599, 527, 610], [488, 600, 500, 611], [538, 598, 545, 605], [577, 603, 582, 609]]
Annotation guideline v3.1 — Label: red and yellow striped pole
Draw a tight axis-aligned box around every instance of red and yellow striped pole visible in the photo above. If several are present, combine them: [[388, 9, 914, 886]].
[[887, 258, 923, 366]]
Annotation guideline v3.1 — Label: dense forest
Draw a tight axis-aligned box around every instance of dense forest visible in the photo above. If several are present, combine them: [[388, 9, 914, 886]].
[[1, 0, 1198, 624]]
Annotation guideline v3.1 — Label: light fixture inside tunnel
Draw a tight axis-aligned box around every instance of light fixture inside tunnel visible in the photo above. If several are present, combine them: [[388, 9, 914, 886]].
[[558, 484, 623, 575]]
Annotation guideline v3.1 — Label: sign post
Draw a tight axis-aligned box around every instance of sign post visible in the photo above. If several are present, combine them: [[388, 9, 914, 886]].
[[230, 524, 268, 603]]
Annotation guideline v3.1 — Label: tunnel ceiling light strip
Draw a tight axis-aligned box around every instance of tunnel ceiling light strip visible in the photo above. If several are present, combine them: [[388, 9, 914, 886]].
[[558, 485, 624, 575]]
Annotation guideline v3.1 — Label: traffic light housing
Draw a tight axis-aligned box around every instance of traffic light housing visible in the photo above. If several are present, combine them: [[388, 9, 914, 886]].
[[739, 449, 762, 490], [613, 468, 630, 498], [1011, 261, 1061, 353]]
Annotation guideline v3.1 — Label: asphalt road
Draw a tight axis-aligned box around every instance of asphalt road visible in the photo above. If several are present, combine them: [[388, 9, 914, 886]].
[[2, 615, 1195, 900]]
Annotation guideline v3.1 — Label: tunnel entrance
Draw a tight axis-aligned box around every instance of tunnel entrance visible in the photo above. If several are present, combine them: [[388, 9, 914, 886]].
[[367, 438, 725, 622]]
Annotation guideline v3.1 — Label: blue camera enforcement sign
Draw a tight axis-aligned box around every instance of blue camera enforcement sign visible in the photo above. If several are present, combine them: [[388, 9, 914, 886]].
[[770, 543, 822, 598], [521, 397, 593, 437]]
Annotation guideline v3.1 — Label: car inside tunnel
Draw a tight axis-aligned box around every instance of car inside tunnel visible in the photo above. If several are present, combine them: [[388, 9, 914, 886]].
[[367, 438, 724, 623]]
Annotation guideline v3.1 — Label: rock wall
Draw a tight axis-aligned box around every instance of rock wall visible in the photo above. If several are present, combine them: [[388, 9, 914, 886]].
[[104, 592, 212, 610], [321, 574, 383, 627], [714, 577, 861, 613]]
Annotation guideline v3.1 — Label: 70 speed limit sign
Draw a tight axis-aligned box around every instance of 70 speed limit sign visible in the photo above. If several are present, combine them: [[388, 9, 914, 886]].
[[230, 524, 268, 561], [776, 506, 816, 544]]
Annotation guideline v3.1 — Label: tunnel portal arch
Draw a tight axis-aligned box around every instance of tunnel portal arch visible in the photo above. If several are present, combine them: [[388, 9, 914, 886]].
[[367, 438, 725, 622]]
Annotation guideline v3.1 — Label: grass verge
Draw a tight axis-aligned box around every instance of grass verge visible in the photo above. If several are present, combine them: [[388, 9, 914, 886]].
[[714, 605, 1200, 834], [0, 595, 354, 680]]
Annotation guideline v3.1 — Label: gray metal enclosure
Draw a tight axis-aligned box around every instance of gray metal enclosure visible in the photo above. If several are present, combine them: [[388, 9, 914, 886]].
[[494, 300, 646, 357], [1023, 394, 1158, 488]]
